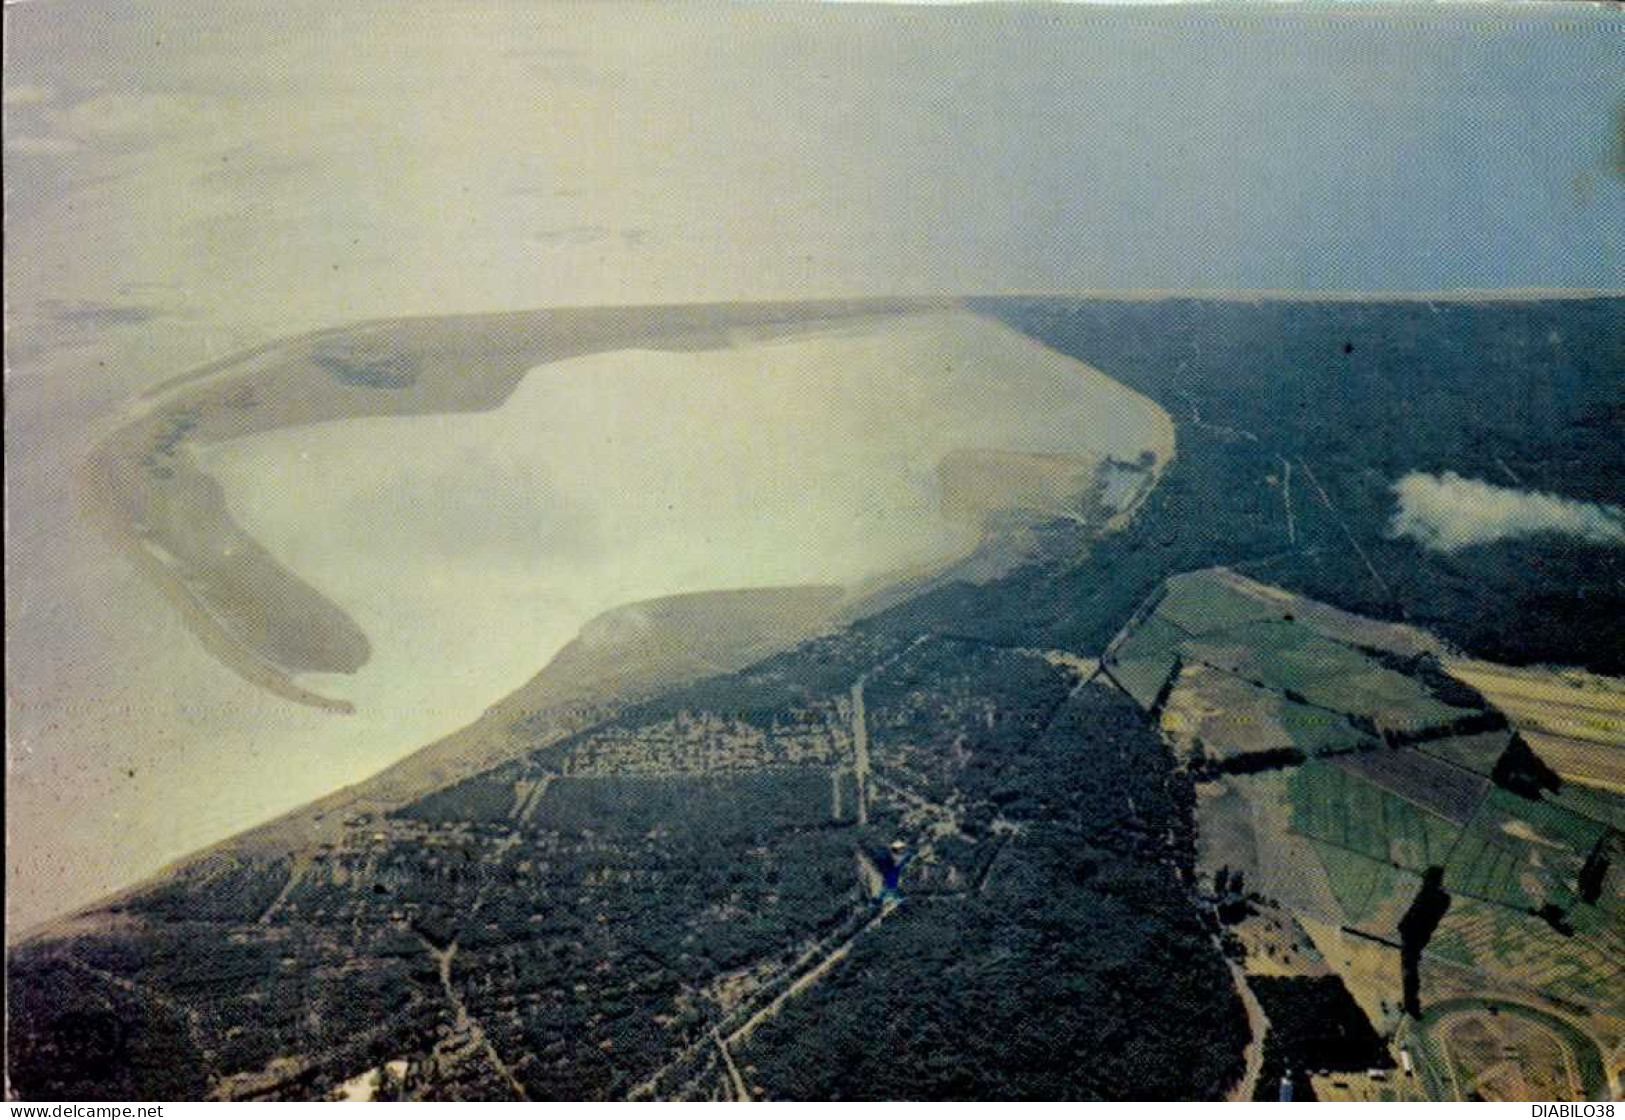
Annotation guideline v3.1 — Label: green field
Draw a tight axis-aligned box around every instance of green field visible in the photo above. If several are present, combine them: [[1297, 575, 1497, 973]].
[[1418, 731, 1513, 776], [1548, 784, 1625, 834], [1278, 702, 1376, 757], [1442, 830, 1558, 911], [1106, 613, 1186, 708], [1177, 618, 1469, 737], [1443, 789, 1607, 911], [1153, 573, 1282, 636], [1288, 761, 1462, 872], [1473, 789, 1610, 860], [1309, 839, 1422, 936]]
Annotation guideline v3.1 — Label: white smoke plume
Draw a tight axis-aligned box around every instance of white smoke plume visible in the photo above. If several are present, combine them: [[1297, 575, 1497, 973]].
[[1389, 471, 1625, 552]]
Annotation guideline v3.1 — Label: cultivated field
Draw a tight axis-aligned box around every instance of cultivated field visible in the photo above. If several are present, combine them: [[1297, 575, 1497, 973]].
[[1116, 569, 1625, 1100], [1446, 661, 1625, 794]]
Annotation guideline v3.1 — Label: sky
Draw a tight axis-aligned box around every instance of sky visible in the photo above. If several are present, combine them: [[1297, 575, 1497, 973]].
[[4, 0, 1622, 933]]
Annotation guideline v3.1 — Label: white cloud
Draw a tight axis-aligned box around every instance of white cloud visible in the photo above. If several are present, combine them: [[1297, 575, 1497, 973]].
[[1389, 471, 1625, 552]]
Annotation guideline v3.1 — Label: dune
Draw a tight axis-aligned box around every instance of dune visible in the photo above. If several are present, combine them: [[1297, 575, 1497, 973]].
[[84, 300, 945, 708], [184, 310, 1170, 749]]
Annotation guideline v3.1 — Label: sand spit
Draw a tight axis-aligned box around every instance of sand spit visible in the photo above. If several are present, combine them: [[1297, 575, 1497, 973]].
[[85, 299, 951, 707], [90, 304, 1172, 719], [193, 310, 1171, 729]]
